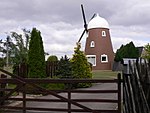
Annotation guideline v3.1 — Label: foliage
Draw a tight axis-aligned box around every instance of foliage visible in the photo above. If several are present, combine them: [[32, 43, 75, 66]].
[[0, 57, 5, 68], [0, 29, 30, 66], [10, 29, 30, 74], [114, 41, 139, 62], [142, 43, 150, 59], [10, 29, 30, 65], [26, 76, 65, 95], [0, 29, 30, 75], [47, 55, 58, 62], [44, 76, 65, 91], [71, 43, 92, 88], [28, 28, 46, 78], [56, 55, 72, 79]]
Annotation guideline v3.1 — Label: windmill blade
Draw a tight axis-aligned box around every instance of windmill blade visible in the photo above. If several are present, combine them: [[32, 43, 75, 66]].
[[81, 4, 88, 32], [90, 13, 96, 20], [78, 29, 86, 43]]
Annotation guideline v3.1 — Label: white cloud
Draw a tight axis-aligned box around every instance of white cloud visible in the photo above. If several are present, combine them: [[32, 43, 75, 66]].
[[36, 22, 83, 58], [111, 25, 150, 52], [0, 0, 150, 60]]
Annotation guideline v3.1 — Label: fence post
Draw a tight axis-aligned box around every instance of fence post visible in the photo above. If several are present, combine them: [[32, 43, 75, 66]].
[[68, 82, 71, 113], [22, 83, 26, 113], [20, 63, 28, 78], [118, 73, 122, 113], [0, 74, 7, 106]]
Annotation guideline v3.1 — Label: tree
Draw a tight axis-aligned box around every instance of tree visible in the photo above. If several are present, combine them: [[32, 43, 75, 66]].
[[142, 43, 150, 59], [56, 55, 72, 79], [0, 29, 30, 66], [71, 43, 92, 88], [0, 36, 12, 67], [114, 41, 139, 62], [28, 28, 46, 78], [10, 29, 30, 64], [47, 55, 58, 62]]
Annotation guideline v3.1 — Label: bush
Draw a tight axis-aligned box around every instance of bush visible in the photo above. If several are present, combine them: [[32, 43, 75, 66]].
[[71, 43, 92, 88], [25, 77, 65, 95], [47, 55, 58, 62], [56, 55, 72, 79]]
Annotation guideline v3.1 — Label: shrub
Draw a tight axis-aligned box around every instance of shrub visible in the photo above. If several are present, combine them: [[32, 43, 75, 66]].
[[71, 43, 92, 88], [47, 55, 58, 62], [56, 55, 72, 79]]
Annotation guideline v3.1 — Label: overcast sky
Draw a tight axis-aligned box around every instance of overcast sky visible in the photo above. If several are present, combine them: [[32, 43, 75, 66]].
[[0, 0, 150, 59]]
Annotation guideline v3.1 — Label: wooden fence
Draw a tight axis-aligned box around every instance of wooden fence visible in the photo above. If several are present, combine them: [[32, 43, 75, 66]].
[[14, 61, 58, 78], [46, 61, 58, 78], [123, 59, 150, 113]]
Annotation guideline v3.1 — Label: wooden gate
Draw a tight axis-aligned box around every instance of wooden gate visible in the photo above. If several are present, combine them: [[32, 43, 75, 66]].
[[0, 69, 122, 113]]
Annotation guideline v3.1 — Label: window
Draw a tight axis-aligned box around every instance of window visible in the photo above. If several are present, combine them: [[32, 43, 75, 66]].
[[86, 55, 96, 66], [101, 54, 108, 63], [90, 41, 95, 48], [102, 31, 106, 37]]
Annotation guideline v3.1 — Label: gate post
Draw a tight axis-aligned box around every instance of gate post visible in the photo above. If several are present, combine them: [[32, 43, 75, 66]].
[[22, 83, 26, 113], [118, 73, 122, 113], [0, 74, 7, 105], [68, 83, 71, 113]]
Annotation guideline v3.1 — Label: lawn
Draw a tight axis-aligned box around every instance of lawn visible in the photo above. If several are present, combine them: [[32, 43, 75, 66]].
[[92, 70, 121, 79]]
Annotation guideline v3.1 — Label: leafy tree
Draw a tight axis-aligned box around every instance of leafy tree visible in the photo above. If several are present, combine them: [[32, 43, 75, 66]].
[[47, 55, 58, 62], [0, 36, 12, 67], [28, 28, 46, 78], [71, 43, 92, 88], [56, 55, 72, 79], [0, 29, 30, 68], [10, 29, 30, 65], [114, 41, 139, 62], [142, 43, 150, 59], [114, 45, 123, 62]]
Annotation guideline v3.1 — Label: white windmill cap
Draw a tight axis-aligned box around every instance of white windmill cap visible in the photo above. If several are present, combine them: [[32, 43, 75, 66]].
[[87, 13, 109, 29]]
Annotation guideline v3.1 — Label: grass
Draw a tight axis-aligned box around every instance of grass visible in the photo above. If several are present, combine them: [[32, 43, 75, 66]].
[[92, 70, 120, 79]]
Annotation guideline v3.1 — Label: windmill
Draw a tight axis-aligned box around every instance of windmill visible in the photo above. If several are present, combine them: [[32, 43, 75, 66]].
[[77, 4, 114, 70]]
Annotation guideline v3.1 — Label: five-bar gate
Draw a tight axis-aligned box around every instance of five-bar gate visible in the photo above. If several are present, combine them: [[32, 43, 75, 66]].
[[0, 69, 122, 113]]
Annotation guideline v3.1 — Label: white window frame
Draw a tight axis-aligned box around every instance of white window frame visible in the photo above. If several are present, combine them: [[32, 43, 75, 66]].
[[102, 31, 106, 37], [86, 55, 96, 66], [101, 54, 108, 63], [90, 41, 95, 48]]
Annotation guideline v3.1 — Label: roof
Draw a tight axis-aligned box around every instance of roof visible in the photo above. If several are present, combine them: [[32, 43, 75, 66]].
[[87, 14, 109, 30]]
